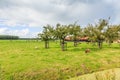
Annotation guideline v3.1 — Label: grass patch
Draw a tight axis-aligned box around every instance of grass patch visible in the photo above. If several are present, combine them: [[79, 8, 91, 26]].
[[0, 40, 120, 80]]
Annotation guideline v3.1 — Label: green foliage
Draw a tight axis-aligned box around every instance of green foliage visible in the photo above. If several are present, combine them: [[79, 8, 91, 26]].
[[68, 23, 81, 47], [104, 25, 120, 46], [38, 18, 120, 50], [38, 25, 54, 41], [83, 19, 109, 48], [38, 25, 54, 48], [54, 23, 69, 51], [55, 23, 69, 40]]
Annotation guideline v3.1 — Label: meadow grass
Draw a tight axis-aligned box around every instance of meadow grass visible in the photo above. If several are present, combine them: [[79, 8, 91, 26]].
[[0, 40, 120, 80]]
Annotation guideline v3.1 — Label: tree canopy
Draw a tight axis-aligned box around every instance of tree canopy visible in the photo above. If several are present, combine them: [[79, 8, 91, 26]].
[[38, 18, 120, 50]]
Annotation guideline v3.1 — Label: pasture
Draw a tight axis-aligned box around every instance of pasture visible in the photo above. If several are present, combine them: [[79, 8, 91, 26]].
[[0, 40, 120, 80]]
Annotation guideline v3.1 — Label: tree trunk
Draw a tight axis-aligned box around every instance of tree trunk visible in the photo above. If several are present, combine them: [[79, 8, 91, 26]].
[[60, 39, 62, 45], [73, 36, 77, 47], [98, 40, 102, 49], [45, 40, 49, 49], [47, 41, 49, 48], [61, 39, 65, 51], [91, 40, 96, 46], [108, 40, 113, 47], [74, 41, 77, 47], [109, 41, 111, 47]]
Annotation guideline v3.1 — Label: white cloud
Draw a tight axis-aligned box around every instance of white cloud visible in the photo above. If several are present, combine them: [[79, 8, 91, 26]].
[[0, 27, 8, 34], [30, 32, 40, 38], [0, 27, 31, 38], [9, 28, 30, 37], [0, 6, 57, 27], [4, 20, 17, 27], [103, 0, 120, 24], [0, 0, 97, 27], [0, 0, 120, 37]]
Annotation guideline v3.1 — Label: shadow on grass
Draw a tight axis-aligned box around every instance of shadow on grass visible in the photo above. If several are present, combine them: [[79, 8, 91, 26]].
[[110, 47, 120, 49], [70, 47, 101, 52]]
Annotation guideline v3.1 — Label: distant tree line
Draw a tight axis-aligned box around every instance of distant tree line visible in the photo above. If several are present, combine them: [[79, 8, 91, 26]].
[[38, 18, 120, 51], [19, 38, 39, 40], [0, 35, 19, 40], [0, 35, 40, 40]]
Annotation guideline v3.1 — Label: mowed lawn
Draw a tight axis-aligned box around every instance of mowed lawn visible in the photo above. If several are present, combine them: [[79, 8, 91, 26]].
[[0, 40, 120, 80]]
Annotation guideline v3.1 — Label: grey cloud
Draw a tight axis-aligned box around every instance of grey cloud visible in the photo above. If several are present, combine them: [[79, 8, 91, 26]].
[[0, 0, 118, 27], [0, 0, 12, 8], [0, 0, 120, 38]]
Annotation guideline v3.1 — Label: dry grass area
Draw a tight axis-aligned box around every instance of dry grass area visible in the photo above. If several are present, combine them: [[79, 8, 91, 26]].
[[69, 68, 120, 80]]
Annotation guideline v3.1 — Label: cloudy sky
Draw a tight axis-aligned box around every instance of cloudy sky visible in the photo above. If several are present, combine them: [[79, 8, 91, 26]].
[[0, 0, 120, 38]]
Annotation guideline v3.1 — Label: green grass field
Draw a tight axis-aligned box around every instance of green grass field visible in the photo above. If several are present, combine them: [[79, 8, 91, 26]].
[[0, 40, 120, 80]]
